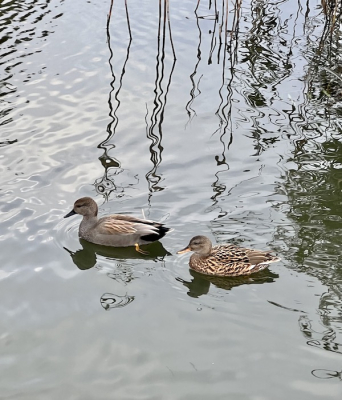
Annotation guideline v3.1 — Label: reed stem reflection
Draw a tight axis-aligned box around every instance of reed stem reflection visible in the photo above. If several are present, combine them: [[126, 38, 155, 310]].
[[95, 0, 133, 199], [185, 4, 203, 126], [145, 0, 176, 201]]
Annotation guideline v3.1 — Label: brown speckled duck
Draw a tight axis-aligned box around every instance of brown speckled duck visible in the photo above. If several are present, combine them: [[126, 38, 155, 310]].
[[177, 235, 280, 277], [64, 197, 171, 253]]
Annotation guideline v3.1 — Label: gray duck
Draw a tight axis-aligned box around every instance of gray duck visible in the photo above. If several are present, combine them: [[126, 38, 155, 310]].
[[64, 197, 171, 253]]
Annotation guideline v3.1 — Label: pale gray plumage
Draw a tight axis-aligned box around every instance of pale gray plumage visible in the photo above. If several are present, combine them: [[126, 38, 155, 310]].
[[64, 197, 170, 248]]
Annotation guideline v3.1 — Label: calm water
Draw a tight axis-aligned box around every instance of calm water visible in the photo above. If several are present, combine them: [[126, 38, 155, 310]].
[[1, 0, 342, 398]]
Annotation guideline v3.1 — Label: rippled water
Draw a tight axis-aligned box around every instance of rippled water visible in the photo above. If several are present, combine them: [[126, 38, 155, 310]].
[[1, 0, 342, 398]]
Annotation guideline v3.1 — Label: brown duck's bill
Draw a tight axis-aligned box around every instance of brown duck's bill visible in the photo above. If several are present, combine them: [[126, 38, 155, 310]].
[[64, 209, 76, 218], [177, 246, 191, 254]]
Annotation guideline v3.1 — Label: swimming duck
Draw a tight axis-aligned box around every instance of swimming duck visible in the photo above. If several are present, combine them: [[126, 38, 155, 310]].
[[177, 235, 280, 277], [64, 197, 171, 253]]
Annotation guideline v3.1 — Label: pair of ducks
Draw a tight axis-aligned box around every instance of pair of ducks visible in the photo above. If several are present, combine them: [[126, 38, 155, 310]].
[[65, 197, 280, 277]]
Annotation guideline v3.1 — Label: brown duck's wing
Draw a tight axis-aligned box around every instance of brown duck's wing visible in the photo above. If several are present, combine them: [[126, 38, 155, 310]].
[[212, 245, 250, 264], [213, 245, 276, 264], [245, 248, 278, 265], [191, 245, 279, 277]]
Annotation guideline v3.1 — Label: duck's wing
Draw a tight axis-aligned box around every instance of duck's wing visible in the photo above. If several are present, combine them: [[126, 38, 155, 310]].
[[214, 245, 278, 265], [244, 248, 280, 265], [211, 245, 279, 275], [211, 244, 246, 263], [96, 215, 161, 236], [191, 245, 280, 277]]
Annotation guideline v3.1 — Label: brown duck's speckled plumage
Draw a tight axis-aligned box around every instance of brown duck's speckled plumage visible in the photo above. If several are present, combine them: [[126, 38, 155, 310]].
[[178, 236, 281, 277]]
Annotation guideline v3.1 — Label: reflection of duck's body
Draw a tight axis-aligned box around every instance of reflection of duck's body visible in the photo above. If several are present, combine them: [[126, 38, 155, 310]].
[[177, 268, 279, 298], [178, 236, 280, 277], [64, 239, 171, 270], [64, 197, 171, 252]]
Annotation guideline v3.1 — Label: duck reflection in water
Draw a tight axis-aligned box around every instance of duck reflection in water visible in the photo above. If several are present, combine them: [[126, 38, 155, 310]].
[[176, 269, 279, 298], [64, 238, 171, 271]]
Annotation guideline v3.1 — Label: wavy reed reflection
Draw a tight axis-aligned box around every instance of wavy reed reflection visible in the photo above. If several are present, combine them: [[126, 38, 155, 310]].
[[312, 368, 342, 381], [268, 288, 342, 379], [145, 0, 176, 199], [185, 0, 243, 212], [211, 1, 237, 206], [305, 3, 342, 118], [238, 1, 292, 155], [274, 0, 342, 359], [185, 5, 202, 126], [189, 0, 242, 149], [186, 0, 228, 127], [273, 136, 342, 370], [95, 0, 177, 203], [214, 0, 239, 151], [299, 312, 342, 356], [100, 292, 134, 310], [94, 0, 133, 200], [0, 138, 17, 147], [276, 138, 342, 277]]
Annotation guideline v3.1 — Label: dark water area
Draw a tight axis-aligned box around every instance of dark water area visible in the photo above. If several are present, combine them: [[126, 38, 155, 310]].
[[1, 0, 342, 398]]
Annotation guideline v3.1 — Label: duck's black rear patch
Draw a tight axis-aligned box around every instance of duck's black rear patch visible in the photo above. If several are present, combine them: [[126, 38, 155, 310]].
[[141, 225, 171, 242]]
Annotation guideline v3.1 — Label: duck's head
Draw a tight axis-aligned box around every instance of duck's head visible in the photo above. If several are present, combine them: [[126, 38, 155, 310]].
[[177, 235, 212, 257], [64, 197, 98, 218]]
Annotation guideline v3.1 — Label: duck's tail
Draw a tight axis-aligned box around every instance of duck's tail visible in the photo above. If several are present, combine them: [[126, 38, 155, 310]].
[[140, 224, 172, 242], [249, 255, 281, 274], [268, 256, 281, 264]]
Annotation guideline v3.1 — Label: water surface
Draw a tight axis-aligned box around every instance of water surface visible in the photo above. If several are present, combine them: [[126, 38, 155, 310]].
[[1, 0, 342, 398]]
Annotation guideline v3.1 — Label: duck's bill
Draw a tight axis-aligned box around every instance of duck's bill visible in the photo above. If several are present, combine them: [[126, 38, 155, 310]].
[[64, 209, 76, 218], [177, 246, 191, 254]]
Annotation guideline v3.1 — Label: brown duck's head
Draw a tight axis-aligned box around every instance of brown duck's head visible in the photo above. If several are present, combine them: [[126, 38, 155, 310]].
[[177, 235, 212, 256], [64, 197, 98, 218]]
